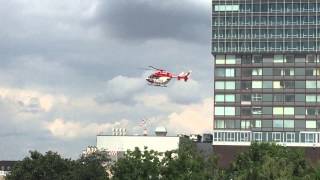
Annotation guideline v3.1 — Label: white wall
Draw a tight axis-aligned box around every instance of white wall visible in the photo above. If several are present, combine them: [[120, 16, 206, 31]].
[[96, 136, 180, 152]]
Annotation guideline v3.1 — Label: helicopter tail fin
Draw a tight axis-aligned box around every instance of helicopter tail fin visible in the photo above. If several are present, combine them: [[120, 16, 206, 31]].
[[178, 71, 192, 82]]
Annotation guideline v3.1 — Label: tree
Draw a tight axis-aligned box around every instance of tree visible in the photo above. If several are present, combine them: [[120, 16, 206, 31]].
[[71, 150, 110, 180], [111, 147, 162, 180], [160, 138, 223, 180], [7, 151, 76, 180], [228, 142, 312, 180], [7, 150, 109, 180]]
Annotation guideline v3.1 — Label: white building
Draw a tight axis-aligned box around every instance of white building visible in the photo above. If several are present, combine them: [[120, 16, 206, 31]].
[[96, 127, 181, 160], [96, 135, 180, 153]]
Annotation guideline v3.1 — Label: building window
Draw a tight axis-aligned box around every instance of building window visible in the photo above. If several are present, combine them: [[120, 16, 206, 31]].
[[215, 120, 225, 129], [225, 95, 235, 102], [215, 107, 235, 116], [252, 81, 262, 88], [306, 95, 317, 102], [272, 132, 282, 142], [215, 55, 225, 64], [273, 120, 284, 128], [252, 107, 262, 115], [215, 95, 224, 102], [286, 133, 295, 143], [253, 120, 261, 128], [216, 68, 234, 77], [306, 120, 316, 129], [252, 68, 262, 76], [215, 94, 235, 102], [285, 95, 295, 102], [273, 107, 294, 115], [215, 81, 235, 90], [226, 55, 236, 64], [306, 108, 318, 116], [225, 120, 235, 128], [241, 120, 251, 129], [273, 81, 283, 88], [226, 68, 235, 77], [252, 94, 262, 101], [284, 120, 294, 128], [274, 55, 284, 63], [215, 5, 239, 12], [306, 81, 317, 88]]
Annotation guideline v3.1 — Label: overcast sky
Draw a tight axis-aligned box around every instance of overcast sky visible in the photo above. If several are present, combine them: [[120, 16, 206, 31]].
[[0, 0, 212, 159]]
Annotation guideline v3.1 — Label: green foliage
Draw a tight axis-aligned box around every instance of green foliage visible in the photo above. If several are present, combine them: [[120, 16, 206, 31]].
[[111, 138, 223, 180], [7, 150, 109, 180], [111, 147, 162, 180], [228, 142, 312, 180], [161, 138, 223, 180]]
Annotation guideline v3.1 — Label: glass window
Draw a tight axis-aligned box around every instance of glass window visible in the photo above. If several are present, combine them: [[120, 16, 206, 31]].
[[216, 55, 225, 64], [252, 107, 262, 115], [241, 94, 251, 101], [215, 81, 235, 90], [252, 94, 262, 101], [225, 107, 235, 115], [306, 108, 317, 116], [306, 81, 317, 88], [225, 81, 235, 89], [273, 120, 283, 128], [225, 68, 235, 77], [306, 120, 316, 129], [273, 107, 283, 115], [215, 5, 240, 11], [226, 55, 236, 64], [216, 68, 225, 77], [254, 120, 261, 128], [284, 120, 294, 128], [284, 107, 294, 115], [241, 120, 251, 129], [285, 95, 295, 102], [215, 107, 224, 115], [215, 120, 225, 128], [273, 81, 283, 89], [215, 81, 224, 89], [273, 94, 283, 102], [274, 55, 284, 63], [225, 120, 235, 128], [215, 95, 224, 102], [252, 68, 262, 76], [252, 81, 262, 88], [225, 94, 235, 102], [306, 95, 317, 102]]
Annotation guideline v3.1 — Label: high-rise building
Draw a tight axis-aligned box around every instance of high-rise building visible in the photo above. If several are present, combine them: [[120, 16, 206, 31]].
[[212, 0, 320, 146]]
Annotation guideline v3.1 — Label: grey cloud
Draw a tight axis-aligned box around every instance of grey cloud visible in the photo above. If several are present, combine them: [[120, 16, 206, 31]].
[[96, 0, 210, 43]]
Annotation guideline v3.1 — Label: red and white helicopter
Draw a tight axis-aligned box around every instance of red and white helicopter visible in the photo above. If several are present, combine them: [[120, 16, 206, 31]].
[[145, 66, 191, 87]]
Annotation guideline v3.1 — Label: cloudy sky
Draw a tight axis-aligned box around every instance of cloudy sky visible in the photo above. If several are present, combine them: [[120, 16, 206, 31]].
[[0, 0, 212, 159]]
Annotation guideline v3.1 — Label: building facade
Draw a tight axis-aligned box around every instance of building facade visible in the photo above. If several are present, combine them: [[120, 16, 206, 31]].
[[212, 0, 320, 146], [96, 135, 181, 161]]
